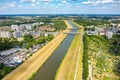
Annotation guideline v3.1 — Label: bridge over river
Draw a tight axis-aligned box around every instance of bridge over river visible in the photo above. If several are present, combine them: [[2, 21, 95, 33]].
[[62, 32, 81, 34]]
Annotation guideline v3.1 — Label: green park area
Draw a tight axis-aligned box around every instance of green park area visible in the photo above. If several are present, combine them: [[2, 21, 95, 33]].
[[88, 35, 120, 80]]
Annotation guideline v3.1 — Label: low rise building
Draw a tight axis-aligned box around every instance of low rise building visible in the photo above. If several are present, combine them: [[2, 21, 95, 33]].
[[11, 25, 19, 31], [106, 31, 113, 39], [13, 31, 22, 38], [0, 31, 11, 38], [40, 22, 44, 25], [25, 24, 32, 30], [99, 30, 106, 35]]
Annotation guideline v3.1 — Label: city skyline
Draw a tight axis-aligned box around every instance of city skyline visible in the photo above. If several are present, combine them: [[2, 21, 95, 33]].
[[0, 0, 120, 14]]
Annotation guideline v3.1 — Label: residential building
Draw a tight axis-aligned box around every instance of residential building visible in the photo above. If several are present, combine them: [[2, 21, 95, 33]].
[[25, 24, 32, 30], [11, 25, 19, 31], [112, 26, 118, 33], [106, 31, 113, 39], [13, 31, 22, 38], [0, 31, 11, 38], [99, 30, 106, 35], [40, 22, 44, 25]]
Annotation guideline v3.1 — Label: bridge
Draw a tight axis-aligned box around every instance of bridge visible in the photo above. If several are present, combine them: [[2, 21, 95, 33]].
[[67, 28, 82, 30], [62, 32, 81, 35]]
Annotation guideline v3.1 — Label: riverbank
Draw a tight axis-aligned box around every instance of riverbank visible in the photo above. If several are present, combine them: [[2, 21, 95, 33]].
[[55, 22, 84, 80], [2, 20, 72, 80]]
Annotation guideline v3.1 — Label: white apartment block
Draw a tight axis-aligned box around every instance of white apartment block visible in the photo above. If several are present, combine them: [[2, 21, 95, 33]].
[[40, 22, 44, 25], [32, 22, 39, 26], [13, 31, 22, 38], [0, 31, 11, 38], [11, 24, 25, 31], [106, 31, 113, 39], [25, 24, 32, 30], [11, 25, 19, 31]]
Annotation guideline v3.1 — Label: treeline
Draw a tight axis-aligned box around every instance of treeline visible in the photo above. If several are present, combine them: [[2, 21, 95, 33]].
[[0, 38, 19, 51], [84, 27, 95, 31], [109, 35, 120, 55], [0, 17, 52, 27], [52, 20, 67, 31], [74, 19, 110, 26], [0, 63, 14, 79], [83, 33, 89, 80], [0, 34, 54, 51], [22, 34, 54, 49], [109, 35, 120, 74]]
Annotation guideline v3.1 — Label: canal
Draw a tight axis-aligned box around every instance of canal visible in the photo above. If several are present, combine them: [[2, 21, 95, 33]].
[[33, 20, 77, 80]]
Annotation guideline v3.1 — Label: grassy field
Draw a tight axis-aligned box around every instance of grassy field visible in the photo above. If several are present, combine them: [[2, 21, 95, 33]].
[[2, 20, 72, 80], [88, 35, 120, 80], [55, 22, 83, 80]]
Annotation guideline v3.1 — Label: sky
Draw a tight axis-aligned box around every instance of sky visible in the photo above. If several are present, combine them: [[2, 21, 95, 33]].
[[0, 0, 120, 14]]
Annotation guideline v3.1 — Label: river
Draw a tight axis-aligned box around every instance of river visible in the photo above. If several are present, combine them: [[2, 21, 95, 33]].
[[32, 20, 77, 80]]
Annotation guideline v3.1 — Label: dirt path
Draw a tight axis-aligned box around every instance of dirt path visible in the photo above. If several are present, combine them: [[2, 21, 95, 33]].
[[3, 20, 72, 80], [88, 64, 93, 80]]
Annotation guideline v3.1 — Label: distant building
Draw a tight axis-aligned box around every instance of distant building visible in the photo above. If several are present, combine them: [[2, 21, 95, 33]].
[[40, 22, 44, 25], [0, 48, 21, 56], [11, 24, 27, 31], [112, 27, 118, 33], [25, 24, 32, 30], [99, 30, 106, 35], [11, 25, 19, 31], [0, 26, 10, 31], [0, 31, 11, 38], [106, 31, 113, 39], [87, 31, 98, 35], [13, 31, 22, 38], [33, 22, 42, 26]]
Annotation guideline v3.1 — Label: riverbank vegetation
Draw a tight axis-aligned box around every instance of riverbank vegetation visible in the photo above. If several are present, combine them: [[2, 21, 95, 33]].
[[83, 33, 89, 80]]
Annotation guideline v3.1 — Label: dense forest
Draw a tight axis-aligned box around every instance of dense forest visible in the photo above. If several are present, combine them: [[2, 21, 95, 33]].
[[74, 19, 110, 26]]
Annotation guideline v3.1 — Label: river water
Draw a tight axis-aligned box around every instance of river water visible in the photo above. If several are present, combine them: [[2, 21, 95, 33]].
[[33, 20, 77, 80]]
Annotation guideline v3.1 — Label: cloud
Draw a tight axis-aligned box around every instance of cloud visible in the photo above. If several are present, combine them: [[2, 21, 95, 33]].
[[20, 0, 36, 3], [38, 0, 52, 2], [81, 0, 116, 5], [62, 1, 66, 4], [58, 3, 62, 6], [4, 2, 17, 8], [36, 2, 40, 4], [31, 3, 36, 6]]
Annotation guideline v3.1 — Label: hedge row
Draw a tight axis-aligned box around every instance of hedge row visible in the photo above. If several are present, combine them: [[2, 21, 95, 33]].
[[83, 33, 89, 80]]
